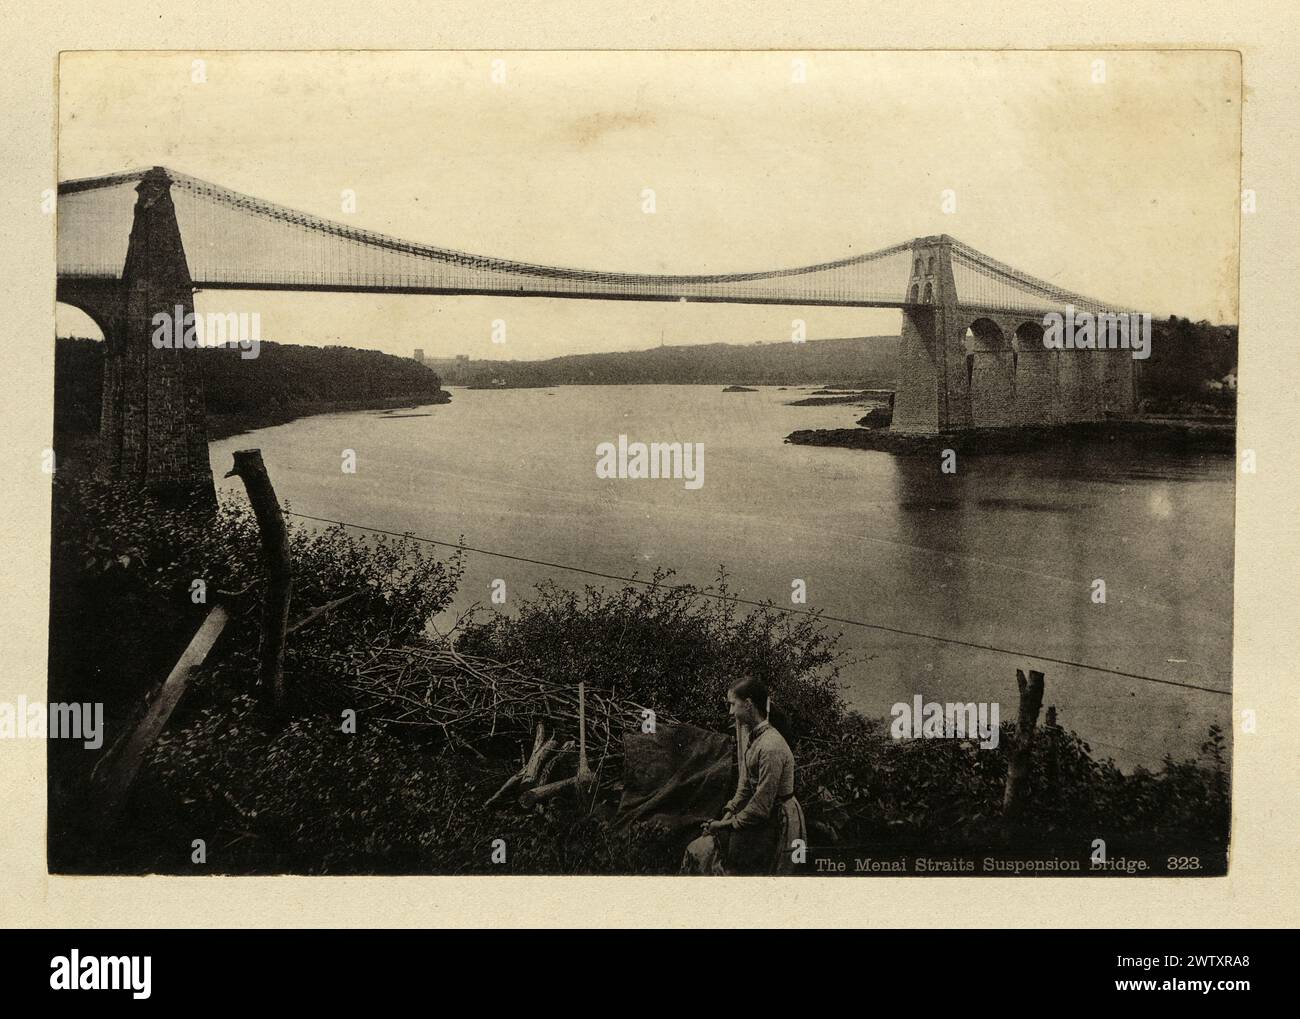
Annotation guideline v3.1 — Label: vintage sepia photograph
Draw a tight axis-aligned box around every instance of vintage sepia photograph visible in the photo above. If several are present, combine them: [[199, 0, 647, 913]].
[[46, 49, 1239, 877]]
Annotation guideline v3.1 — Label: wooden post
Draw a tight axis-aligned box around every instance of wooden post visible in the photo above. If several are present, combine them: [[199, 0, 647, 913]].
[[88, 604, 231, 829], [1002, 669, 1045, 818], [576, 681, 594, 791], [225, 449, 293, 715], [578, 682, 587, 770]]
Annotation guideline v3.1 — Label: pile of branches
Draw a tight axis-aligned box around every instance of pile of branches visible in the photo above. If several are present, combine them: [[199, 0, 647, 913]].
[[312, 637, 679, 774]]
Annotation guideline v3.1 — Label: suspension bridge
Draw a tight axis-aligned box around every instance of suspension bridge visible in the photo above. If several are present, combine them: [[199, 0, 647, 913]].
[[56, 166, 1138, 510]]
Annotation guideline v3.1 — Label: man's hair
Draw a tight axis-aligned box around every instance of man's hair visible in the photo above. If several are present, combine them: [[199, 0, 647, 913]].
[[728, 676, 770, 718]]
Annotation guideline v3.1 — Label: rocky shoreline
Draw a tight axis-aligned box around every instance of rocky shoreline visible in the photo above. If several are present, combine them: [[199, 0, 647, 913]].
[[785, 417, 1236, 455]]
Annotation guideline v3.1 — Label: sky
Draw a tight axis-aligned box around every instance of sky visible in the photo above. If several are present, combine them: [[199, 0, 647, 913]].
[[57, 50, 1241, 359]]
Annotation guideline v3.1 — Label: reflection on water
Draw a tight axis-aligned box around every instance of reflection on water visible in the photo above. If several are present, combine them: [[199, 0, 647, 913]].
[[210, 385, 1234, 769]]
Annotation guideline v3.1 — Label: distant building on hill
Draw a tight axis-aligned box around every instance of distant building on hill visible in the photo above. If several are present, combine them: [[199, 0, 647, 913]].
[[421, 353, 471, 383]]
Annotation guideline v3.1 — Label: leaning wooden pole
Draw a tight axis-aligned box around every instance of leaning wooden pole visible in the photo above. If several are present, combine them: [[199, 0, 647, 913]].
[[577, 681, 590, 782], [88, 603, 232, 831], [225, 449, 293, 715], [1002, 669, 1045, 818]]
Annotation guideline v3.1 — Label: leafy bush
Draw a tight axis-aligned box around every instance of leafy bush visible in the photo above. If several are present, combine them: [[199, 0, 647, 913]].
[[48, 476, 463, 870], [53, 480, 1229, 874], [814, 717, 1229, 853], [1137, 317, 1237, 404], [51, 476, 463, 699], [130, 569, 851, 874], [141, 694, 680, 874], [455, 570, 849, 744]]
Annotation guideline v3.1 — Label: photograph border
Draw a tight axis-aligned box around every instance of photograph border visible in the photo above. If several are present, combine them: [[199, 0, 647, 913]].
[[2, 0, 1296, 928]]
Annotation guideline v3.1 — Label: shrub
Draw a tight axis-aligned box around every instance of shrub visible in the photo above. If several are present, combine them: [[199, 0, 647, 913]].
[[53, 482, 1230, 874], [142, 694, 681, 874], [48, 475, 463, 871], [455, 569, 849, 744], [51, 476, 464, 706]]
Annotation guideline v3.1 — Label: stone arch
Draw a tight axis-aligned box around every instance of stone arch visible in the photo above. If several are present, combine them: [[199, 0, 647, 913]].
[[1014, 320, 1045, 349], [964, 317, 1005, 351], [914, 257, 923, 277], [55, 286, 118, 341], [56, 300, 107, 341], [909, 283, 919, 302], [1013, 320, 1054, 423], [964, 318, 1014, 426], [923, 281, 933, 302], [927, 255, 935, 275], [56, 279, 123, 352]]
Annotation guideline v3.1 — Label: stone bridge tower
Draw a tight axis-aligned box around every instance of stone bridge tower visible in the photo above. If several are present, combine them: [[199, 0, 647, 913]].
[[891, 235, 1136, 433], [58, 168, 216, 514]]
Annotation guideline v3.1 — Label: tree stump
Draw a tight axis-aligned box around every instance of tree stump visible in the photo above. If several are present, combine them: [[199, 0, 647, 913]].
[[225, 449, 292, 716], [1002, 669, 1045, 818]]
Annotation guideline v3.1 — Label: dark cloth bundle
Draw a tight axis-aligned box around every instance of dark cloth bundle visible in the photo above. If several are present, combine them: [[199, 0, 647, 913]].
[[615, 722, 735, 832]]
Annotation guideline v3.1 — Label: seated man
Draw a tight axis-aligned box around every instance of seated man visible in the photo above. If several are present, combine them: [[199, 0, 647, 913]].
[[682, 676, 805, 875]]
